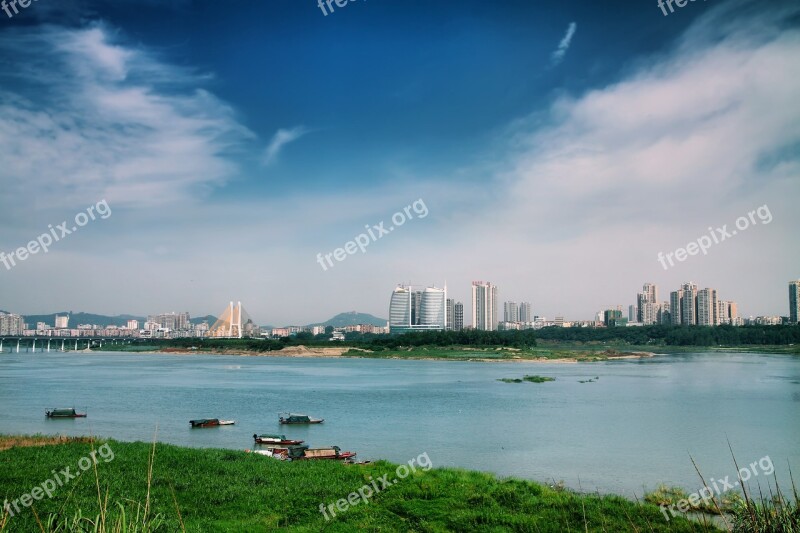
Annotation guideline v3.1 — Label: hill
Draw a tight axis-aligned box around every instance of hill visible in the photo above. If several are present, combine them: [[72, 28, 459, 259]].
[[20, 312, 217, 328], [311, 311, 387, 328]]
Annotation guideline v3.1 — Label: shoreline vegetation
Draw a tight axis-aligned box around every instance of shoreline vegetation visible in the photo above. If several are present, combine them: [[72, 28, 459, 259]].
[[0, 435, 716, 532], [77, 324, 800, 362]]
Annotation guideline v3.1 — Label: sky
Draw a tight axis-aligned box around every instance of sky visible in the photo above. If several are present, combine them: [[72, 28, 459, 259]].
[[0, 0, 798, 326]]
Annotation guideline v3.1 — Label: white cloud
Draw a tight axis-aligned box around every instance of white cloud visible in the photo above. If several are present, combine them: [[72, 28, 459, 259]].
[[0, 23, 253, 218], [262, 126, 310, 166], [551, 22, 577, 66]]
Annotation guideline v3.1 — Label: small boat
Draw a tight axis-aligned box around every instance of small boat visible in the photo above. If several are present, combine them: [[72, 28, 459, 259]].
[[279, 414, 324, 424], [253, 433, 304, 445], [190, 418, 220, 428], [218, 420, 236, 426], [45, 408, 86, 418], [245, 449, 290, 460], [297, 446, 357, 461]]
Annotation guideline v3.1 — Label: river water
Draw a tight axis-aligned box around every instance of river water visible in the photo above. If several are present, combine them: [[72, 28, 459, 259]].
[[1, 350, 798, 498]]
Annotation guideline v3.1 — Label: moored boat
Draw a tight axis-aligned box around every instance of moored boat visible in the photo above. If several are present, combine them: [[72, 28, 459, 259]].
[[297, 446, 356, 461], [45, 408, 86, 418], [279, 414, 324, 424], [253, 433, 304, 445], [190, 418, 220, 428], [218, 420, 236, 426]]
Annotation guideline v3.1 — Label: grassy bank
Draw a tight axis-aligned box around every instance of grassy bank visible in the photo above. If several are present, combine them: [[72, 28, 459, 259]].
[[0, 436, 710, 532]]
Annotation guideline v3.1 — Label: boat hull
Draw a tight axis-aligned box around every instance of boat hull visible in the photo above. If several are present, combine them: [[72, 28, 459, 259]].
[[190, 419, 220, 428]]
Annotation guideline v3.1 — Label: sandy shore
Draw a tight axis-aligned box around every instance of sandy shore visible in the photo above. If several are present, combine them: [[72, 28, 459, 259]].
[[132, 346, 656, 363]]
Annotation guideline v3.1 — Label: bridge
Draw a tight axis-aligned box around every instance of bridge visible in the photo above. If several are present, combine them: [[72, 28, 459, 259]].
[[0, 336, 137, 353]]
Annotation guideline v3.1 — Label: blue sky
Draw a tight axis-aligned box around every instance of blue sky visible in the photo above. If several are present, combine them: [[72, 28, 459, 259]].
[[0, 0, 798, 325]]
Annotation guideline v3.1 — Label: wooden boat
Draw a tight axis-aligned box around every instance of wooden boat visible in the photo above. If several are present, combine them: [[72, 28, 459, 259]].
[[279, 414, 324, 424], [297, 446, 356, 461], [190, 418, 220, 428], [253, 433, 304, 445], [45, 408, 86, 418]]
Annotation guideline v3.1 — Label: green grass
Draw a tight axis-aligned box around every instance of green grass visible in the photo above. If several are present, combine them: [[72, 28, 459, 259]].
[[346, 345, 645, 362], [498, 375, 556, 384], [0, 436, 711, 532]]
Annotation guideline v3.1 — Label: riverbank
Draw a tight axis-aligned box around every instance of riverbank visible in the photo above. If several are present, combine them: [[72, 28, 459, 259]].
[[101, 344, 658, 363], [0, 435, 709, 532]]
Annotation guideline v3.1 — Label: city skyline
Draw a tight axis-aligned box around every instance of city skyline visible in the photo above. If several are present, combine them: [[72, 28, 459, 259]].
[[4, 276, 799, 329]]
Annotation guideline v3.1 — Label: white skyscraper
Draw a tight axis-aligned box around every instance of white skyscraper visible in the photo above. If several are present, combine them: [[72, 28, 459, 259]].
[[472, 281, 498, 331], [697, 288, 717, 326], [390, 284, 447, 333], [504, 301, 519, 323], [519, 302, 532, 323]]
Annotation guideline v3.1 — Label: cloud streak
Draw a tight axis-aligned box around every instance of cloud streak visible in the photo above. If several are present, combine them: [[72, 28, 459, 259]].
[[551, 22, 577, 66], [262, 126, 309, 166]]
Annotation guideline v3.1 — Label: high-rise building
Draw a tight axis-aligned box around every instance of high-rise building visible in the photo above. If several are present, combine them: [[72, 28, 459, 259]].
[[410, 290, 423, 326], [681, 282, 698, 326], [0, 313, 25, 335], [790, 280, 800, 324], [472, 281, 498, 331], [697, 288, 717, 326], [628, 305, 637, 322], [454, 302, 464, 331], [389, 286, 411, 333], [127, 319, 140, 330], [637, 283, 659, 324], [390, 284, 447, 333], [420, 287, 447, 329], [670, 291, 683, 325], [446, 299, 455, 330], [659, 302, 671, 325], [519, 302, 532, 323], [604, 309, 624, 327], [503, 301, 519, 323], [55, 315, 69, 329]]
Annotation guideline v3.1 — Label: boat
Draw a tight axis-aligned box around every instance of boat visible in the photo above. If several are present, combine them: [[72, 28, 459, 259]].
[[253, 433, 304, 445], [190, 418, 220, 428], [218, 420, 236, 426], [245, 449, 290, 460], [45, 408, 86, 418], [297, 446, 356, 461], [279, 414, 324, 424]]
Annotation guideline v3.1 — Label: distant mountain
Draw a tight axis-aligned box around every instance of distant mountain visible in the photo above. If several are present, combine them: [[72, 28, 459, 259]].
[[191, 315, 217, 326], [20, 312, 217, 328], [311, 311, 387, 328]]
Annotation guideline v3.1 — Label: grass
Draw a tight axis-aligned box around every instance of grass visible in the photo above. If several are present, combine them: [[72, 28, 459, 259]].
[[347, 345, 646, 362], [0, 435, 710, 532], [498, 375, 556, 384]]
